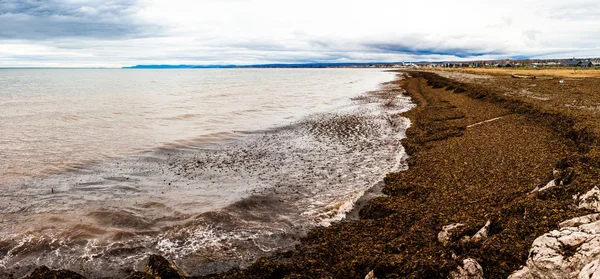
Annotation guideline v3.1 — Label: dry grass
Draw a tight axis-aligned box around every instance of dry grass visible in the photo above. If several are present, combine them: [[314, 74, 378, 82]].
[[431, 67, 600, 78]]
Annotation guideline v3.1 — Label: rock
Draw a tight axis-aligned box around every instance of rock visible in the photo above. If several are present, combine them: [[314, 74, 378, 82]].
[[438, 223, 465, 246], [508, 216, 600, 279], [559, 214, 600, 228], [509, 267, 533, 279], [448, 258, 484, 279], [126, 271, 156, 279], [579, 258, 600, 279], [365, 270, 377, 279], [530, 179, 563, 193], [145, 254, 187, 279], [541, 180, 560, 192], [22, 266, 87, 279], [471, 220, 491, 243], [579, 186, 600, 212]]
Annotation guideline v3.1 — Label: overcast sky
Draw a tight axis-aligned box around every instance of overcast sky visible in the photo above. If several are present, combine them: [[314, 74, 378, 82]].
[[1, 0, 600, 67]]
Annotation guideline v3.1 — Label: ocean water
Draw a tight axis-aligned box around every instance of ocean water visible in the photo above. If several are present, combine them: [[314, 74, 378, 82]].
[[0, 68, 413, 278]]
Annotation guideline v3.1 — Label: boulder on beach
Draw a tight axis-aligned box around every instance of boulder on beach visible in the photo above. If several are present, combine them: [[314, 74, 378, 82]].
[[438, 223, 466, 246], [508, 215, 600, 279], [579, 186, 600, 212], [448, 258, 484, 279]]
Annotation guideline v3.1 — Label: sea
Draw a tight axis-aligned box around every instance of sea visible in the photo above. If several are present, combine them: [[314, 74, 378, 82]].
[[0, 68, 413, 278]]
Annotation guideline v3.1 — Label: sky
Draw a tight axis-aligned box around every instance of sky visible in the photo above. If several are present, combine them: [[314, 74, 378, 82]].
[[1, 0, 600, 67]]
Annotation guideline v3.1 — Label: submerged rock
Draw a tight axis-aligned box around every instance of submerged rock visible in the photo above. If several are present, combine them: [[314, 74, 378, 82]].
[[438, 223, 466, 246], [448, 258, 484, 279], [508, 216, 600, 279], [22, 266, 86, 279], [144, 254, 187, 279], [123, 254, 187, 279], [126, 271, 156, 279]]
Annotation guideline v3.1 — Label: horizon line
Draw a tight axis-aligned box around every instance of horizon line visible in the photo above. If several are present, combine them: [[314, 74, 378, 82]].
[[2, 57, 600, 69]]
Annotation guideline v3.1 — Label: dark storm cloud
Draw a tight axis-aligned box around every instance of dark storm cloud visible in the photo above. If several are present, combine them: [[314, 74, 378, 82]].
[[364, 42, 504, 59], [0, 0, 161, 39]]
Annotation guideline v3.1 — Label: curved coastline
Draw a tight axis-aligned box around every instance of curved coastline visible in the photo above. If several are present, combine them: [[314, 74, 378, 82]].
[[2, 72, 412, 279], [16, 69, 600, 279]]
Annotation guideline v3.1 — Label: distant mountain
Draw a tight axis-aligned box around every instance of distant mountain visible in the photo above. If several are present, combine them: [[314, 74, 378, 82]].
[[122, 62, 407, 69], [123, 64, 237, 69]]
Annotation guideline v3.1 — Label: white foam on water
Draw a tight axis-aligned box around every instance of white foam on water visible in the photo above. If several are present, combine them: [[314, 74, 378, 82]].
[[0, 71, 415, 278]]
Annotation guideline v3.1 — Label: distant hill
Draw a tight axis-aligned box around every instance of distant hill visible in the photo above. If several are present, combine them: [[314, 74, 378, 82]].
[[122, 62, 407, 69]]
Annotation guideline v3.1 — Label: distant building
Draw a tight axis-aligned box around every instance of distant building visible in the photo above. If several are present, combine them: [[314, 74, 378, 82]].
[[497, 62, 513, 68], [562, 58, 593, 67]]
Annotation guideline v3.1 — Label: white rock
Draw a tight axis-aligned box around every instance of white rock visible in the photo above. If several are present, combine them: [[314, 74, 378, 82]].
[[508, 216, 600, 279], [531, 180, 562, 193], [539, 180, 559, 192], [448, 258, 484, 279], [579, 258, 600, 279], [365, 270, 377, 279], [438, 223, 465, 246], [509, 267, 533, 279], [579, 187, 600, 212], [560, 214, 600, 228], [472, 220, 492, 243]]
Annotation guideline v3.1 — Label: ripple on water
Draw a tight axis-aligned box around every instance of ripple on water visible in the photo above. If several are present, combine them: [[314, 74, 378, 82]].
[[0, 74, 414, 278]]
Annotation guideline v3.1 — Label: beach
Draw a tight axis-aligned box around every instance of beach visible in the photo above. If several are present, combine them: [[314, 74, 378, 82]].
[[13, 69, 600, 278], [191, 70, 600, 278], [0, 69, 411, 278]]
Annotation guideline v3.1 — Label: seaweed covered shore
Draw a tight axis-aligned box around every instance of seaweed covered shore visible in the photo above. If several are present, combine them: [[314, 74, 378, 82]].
[[20, 71, 600, 278]]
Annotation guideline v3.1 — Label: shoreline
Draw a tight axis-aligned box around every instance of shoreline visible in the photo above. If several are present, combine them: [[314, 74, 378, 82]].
[[196, 71, 599, 278], [3, 73, 411, 279], [17, 70, 600, 278]]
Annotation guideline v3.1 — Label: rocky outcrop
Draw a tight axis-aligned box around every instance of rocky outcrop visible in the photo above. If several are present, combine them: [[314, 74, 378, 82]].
[[448, 258, 484, 279], [579, 186, 600, 212], [508, 215, 600, 279], [559, 214, 600, 228]]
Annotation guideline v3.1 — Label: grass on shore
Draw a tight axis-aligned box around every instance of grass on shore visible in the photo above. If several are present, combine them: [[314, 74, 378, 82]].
[[431, 67, 600, 78]]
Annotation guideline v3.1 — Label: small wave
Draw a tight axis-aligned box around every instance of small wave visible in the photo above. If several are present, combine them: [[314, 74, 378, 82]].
[[0, 70, 411, 277], [162, 114, 201, 121]]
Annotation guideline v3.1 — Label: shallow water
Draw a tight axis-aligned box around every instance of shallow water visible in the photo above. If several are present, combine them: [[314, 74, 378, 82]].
[[0, 68, 392, 184], [0, 69, 413, 278]]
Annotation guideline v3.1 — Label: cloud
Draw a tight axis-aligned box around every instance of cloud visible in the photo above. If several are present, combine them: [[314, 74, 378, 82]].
[[0, 0, 161, 39], [1, 0, 600, 66]]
